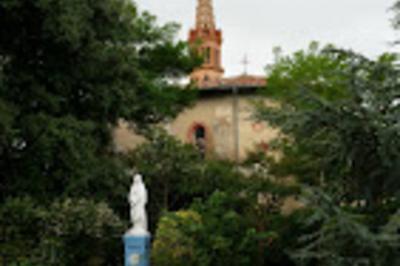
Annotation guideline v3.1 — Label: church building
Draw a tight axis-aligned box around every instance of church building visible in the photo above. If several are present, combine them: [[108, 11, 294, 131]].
[[114, 0, 278, 161]]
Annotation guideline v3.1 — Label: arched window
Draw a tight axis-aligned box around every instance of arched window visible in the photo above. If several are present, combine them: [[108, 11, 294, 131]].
[[195, 126, 205, 140], [190, 124, 207, 158]]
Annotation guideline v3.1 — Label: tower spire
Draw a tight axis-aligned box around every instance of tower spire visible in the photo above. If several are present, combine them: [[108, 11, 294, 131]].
[[196, 0, 216, 29], [189, 0, 224, 88]]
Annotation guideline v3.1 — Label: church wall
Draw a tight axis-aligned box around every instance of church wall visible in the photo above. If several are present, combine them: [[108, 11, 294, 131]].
[[113, 94, 279, 161], [167, 93, 279, 161]]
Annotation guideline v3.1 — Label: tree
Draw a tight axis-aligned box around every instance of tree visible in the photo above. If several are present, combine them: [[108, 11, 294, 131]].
[[256, 43, 400, 265], [290, 188, 400, 266], [0, 0, 198, 264], [256, 43, 400, 209], [0, 0, 197, 204], [0, 197, 124, 266]]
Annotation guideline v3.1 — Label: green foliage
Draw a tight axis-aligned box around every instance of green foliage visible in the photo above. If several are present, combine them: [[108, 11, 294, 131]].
[[129, 131, 305, 266], [0, 0, 198, 203], [257, 44, 400, 207], [127, 128, 243, 231], [265, 42, 350, 105], [152, 186, 308, 266], [152, 192, 262, 266], [152, 210, 203, 266], [135, 131, 306, 265], [257, 43, 400, 265], [290, 188, 400, 266], [1, 197, 123, 266], [242, 151, 312, 265], [42, 198, 124, 266], [0, 197, 45, 263], [0, 0, 199, 264]]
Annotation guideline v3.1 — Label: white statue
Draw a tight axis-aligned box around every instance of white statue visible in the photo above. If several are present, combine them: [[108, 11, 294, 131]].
[[127, 173, 149, 236]]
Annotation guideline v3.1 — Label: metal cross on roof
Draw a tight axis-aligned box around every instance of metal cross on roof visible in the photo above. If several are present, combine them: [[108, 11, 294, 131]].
[[241, 54, 249, 75]]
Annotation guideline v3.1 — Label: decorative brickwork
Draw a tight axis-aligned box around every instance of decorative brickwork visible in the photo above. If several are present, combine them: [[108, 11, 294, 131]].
[[189, 0, 224, 86], [196, 0, 216, 29]]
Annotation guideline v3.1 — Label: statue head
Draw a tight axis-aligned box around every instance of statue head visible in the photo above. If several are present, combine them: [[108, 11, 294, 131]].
[[134, 174, 143, 184]]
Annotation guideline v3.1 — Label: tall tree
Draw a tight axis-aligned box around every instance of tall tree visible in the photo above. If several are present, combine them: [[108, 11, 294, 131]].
[[256, 43, 400, 209], [0, 0, 198, 204], [256, 43, 400, 266], [0, 1, 199, 264]]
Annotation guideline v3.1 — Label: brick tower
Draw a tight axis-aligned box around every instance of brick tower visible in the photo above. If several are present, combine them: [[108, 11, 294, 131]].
[[189, 0, 224, 87]]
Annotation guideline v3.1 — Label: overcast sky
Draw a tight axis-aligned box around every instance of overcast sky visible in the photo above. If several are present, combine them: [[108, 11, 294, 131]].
[[135, 0, 398, 76]]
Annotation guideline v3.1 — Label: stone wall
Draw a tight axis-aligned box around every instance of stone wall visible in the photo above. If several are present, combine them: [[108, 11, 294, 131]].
[[168, 93, 278, 160]]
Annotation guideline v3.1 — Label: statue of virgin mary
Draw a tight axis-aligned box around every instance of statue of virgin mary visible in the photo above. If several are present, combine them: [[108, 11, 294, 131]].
[[127, 173, 149, 236]]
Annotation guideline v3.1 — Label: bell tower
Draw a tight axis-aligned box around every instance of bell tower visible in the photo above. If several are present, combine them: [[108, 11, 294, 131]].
[[189, 0, 224, 86]]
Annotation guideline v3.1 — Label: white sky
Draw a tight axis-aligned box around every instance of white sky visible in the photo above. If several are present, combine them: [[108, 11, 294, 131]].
[[135, 0, 398, 76]]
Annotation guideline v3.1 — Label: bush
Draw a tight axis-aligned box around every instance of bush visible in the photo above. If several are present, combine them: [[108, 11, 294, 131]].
[[1, 197, 124, 266], [152, 192, 286, 266], [152, 210, 203, 266]]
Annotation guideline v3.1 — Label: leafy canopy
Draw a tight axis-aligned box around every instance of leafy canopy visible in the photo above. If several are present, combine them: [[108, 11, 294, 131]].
[[0, 0, 198, 204], [257, 43, 400, 207], [0, 1, 198, 265]]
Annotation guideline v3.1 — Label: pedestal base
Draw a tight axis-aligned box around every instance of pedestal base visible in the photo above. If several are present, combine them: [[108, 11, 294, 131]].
[[123, 234, 151, 266]]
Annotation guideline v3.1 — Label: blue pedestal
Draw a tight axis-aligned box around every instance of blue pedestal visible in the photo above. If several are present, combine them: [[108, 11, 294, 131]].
[[123, 235, 151, 266]]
